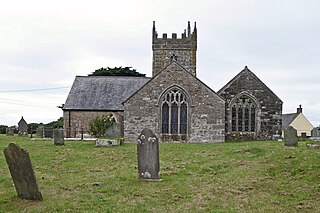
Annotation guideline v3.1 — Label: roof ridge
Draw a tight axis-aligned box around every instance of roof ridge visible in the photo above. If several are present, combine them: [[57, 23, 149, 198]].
[[76, 75, 151, 79], [218, 66, 282, 103], [123, 61, 225, 104]]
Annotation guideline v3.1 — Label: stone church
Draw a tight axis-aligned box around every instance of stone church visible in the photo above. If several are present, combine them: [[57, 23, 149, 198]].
[[62, 22, 282, 142]]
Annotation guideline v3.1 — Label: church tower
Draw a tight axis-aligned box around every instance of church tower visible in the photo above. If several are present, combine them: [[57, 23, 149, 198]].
[[152, 21, 197, 77]]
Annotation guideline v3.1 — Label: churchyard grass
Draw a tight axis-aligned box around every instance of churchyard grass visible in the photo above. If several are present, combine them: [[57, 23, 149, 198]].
[[0, 135, 319, 212]]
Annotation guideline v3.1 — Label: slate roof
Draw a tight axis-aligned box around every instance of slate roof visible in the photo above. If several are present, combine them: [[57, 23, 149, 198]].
[[18, 116, 27, 125], [282, 113, 298, 129], [63, 76, 150, 111]]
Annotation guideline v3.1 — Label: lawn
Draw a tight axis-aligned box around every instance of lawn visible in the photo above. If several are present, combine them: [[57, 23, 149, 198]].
[[0, 135, 319, 212]]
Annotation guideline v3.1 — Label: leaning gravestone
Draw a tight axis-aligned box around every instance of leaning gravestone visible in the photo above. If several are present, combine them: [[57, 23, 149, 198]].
[[6, 127, 14, 136], [3, 142, 42, 200], [284, 126, 298, 146], [137, 128, 160, 180], [53, 129, 64, 145]]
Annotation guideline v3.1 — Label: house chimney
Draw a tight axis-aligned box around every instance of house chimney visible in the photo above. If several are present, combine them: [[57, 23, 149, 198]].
[[297, 105, 302, 113]]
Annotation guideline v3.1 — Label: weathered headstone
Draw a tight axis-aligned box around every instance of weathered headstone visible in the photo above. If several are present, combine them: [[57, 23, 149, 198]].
[[44, 129, 53, 138], [137, 128, 160, 180], [6, 127, 14, 136], [3, 142, 42, 200], [284, 126, 298, 146], [53, 129, 64, 145], [18, 116, 28, 136], [36, 124, 44, 138], [311, 127, 320, 137], [106, 122, 121, 137]]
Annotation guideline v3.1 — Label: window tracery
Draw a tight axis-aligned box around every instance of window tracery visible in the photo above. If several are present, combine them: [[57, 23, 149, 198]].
[[160, 88, 188, 134], [231, 95, 256, 132]]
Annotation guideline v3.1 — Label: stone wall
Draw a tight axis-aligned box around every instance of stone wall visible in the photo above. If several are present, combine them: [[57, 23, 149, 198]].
[[152, 22, 197, 77], [218, 67, 283, 140], [63, 110, 123, 137], [124, 62, 225, 143]]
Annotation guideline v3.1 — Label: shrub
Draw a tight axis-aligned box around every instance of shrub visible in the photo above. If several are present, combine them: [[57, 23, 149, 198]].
[[0, 125, 8, 134], [88, 114, 114, 137]]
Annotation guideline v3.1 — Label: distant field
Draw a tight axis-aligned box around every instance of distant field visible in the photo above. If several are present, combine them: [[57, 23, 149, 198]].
[[0, 135, 319, 212]]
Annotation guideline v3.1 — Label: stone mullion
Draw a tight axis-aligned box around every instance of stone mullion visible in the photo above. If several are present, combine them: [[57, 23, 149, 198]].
[[248, 106, 252, 132], [236, 105, 239, 131], [177, 104, 181, 134], [168, 101, 172, 134]]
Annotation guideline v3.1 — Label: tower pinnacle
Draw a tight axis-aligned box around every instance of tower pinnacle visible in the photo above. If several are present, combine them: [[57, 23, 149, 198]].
[[152, 21, 197, 77]]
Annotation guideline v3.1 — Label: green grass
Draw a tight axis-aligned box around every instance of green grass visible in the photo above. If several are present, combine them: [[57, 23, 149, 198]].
[[0, 135, 319, 212]]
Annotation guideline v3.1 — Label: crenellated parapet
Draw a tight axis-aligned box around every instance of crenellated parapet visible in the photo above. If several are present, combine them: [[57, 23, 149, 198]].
[[152, 21, 197, 77]]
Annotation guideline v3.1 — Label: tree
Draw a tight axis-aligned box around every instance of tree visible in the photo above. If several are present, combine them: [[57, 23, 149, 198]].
[[88, 115, 114, 137], [28, 123, 38, 134], [44, 117, 64, 129], [89, 67, 146, 77], [0, 125, 8, 134]]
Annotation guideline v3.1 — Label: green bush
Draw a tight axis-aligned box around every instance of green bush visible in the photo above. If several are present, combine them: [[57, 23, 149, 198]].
[[88, 114, 114, 137], [0, 125, 8, 134]]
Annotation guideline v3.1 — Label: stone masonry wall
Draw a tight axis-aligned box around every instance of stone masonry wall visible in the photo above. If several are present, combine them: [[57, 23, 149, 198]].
[[152, 22, 197, 77], [124, 62, 225, 143], [63, 110, 122, 137], [218, 67, 283, 140]]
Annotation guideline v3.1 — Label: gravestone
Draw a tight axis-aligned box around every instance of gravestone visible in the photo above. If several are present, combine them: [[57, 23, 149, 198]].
[[53, 129, 64, 145], [137, 128, 160, 180], [311, 127, 320, 137], [44, 129, 53, 138], [6, 127, 14, 136], [284, 126, 298, 146], [3, 142, 42, 200], [18, 116, 28, 136], [106, 122, 121, 137], [36, 124, 44, 138]]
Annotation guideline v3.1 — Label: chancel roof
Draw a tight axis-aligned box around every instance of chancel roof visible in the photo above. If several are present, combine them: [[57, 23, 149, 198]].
[[63, 76, 150, 111]]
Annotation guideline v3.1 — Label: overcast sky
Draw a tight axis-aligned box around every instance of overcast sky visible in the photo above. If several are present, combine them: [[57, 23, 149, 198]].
[[0, 0, 319, 127]]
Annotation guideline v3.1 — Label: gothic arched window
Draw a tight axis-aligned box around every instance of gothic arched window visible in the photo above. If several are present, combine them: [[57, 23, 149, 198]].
[[230, 95, 257, 132], [160, 88, 189, 135]]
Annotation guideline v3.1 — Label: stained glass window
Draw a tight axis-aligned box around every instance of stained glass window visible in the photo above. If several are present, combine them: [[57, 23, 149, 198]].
[[160, 88, 189, 135], [162, 103, 169, 133], [180, 103, 188, 134], [171, 103, 178, 134]]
